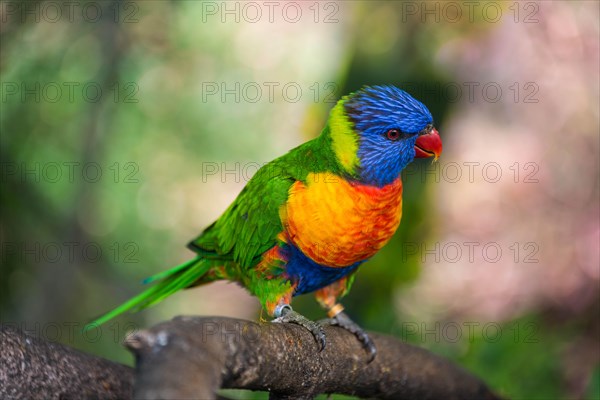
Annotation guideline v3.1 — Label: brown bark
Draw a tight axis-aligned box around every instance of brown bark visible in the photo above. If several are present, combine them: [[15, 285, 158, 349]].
[[1, 318, 502, 399], [0, 325, 133, 399], [125, 316, 502, 400]]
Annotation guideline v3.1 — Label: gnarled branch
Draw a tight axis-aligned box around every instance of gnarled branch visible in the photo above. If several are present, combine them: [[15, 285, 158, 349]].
[[125, 316, 501, 400], [1, 318, 501, 399]]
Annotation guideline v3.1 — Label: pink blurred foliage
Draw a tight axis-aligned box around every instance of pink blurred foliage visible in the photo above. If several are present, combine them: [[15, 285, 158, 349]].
[[398, 1, 599, 322]]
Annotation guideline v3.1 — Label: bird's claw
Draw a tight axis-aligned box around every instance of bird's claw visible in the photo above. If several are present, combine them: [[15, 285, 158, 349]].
[[321, 311, 377, 363], [273, 305, 327, 351]]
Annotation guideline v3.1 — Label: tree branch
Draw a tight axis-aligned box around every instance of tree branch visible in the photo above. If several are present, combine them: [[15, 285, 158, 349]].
[[1, 318, 501, 399], [0, 325, 133, 400], [125, 316, 502, 400]]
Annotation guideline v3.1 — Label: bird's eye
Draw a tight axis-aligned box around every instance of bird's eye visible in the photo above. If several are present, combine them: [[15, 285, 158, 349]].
[[386, 129, 401, 141]]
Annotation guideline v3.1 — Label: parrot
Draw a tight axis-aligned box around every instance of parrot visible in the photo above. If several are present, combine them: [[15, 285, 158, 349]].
[[86, 85, 442, 361]]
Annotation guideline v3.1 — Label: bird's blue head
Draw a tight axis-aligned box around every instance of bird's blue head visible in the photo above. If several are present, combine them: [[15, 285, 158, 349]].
[[328, 85, 442, 187]]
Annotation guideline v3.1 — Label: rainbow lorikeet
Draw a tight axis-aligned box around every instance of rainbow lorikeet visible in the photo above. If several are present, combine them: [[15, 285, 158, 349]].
[[87, 85, 442, 361]]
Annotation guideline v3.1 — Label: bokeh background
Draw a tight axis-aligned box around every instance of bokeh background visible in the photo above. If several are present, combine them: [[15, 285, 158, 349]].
[[1, 1, 599, 399]]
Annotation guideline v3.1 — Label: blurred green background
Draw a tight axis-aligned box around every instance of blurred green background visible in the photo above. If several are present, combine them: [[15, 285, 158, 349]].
[[1, 1, 599, 399]]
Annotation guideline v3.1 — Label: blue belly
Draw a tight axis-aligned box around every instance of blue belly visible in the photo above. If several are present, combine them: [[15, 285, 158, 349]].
[[282, 243, 363, 295]]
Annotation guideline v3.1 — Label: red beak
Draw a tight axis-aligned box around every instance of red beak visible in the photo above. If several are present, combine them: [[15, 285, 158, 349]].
[[414, 127, 442, 160]]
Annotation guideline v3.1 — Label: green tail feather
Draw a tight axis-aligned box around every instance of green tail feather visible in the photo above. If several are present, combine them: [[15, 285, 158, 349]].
[[84, 257, 210, 331]]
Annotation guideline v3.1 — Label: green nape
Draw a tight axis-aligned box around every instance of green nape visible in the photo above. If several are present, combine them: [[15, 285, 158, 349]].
[[328, 98, 360, 175], [83, 257, 209, 331]]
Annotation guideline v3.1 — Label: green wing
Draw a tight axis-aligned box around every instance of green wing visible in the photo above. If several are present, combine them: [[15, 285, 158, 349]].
[[85, 162, 295, 330], [188, 132, 343, 268], [188, 159, 296, 268]]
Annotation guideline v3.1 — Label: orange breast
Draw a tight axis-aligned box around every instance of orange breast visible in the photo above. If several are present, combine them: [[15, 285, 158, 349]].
[[281, 172, 403, 267]]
